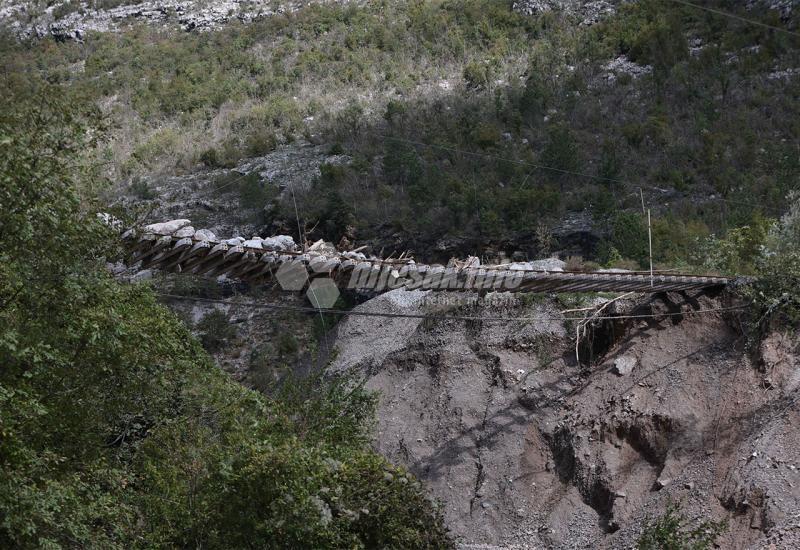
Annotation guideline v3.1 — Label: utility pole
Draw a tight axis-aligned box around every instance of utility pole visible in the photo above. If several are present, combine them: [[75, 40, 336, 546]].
[[647, 208, 653, 287], [640, 188, 646, 215]]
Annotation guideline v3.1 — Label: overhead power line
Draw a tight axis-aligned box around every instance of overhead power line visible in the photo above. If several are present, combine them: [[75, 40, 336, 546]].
[[157, 293, 748, 322], [666, 0, 800, 39]]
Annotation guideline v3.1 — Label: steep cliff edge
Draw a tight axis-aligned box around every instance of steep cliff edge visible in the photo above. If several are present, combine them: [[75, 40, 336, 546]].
[[330, 289, 800, 548]]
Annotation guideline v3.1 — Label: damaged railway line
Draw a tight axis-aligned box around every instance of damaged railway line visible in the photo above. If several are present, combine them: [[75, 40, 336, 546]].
[[123, 219, 730, 295]]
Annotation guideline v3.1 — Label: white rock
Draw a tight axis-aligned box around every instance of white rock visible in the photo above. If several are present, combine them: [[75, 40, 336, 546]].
[[243, 239, 263, 249], [194, 229, 216, 241], [132, 269, 153, 281], [529, 258, 566, 272], [173, 226, 195, 238], [224, 237, 245, 246], [263, 235, 297, 251], [343, 251, 367, 261], [612, 355, 637, 376], [97, 212, 123, 230], [602, 56, 653, 81], [145, 219, 191, 235]]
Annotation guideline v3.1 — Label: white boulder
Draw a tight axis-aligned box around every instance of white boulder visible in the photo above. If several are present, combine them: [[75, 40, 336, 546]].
[[263, 235, 297, 251], [612, 355, 637, 376], [243, 239, 263, 249], [194, 229, 217, 241], [512, 258, 565, 272], [145, 219, 191, 235], [173, 226, 195, 238]]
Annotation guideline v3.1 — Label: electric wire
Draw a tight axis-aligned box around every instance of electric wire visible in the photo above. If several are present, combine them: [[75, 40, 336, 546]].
[[666, 0, 800, 39], [156, 292, 748, 322]]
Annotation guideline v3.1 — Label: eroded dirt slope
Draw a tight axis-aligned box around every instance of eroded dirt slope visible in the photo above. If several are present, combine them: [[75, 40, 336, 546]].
[[330, 290, 800, 549]]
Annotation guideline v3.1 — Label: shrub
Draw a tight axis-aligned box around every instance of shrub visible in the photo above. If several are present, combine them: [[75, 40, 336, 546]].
[[238, 172, 276, 210], [598, 139, 622, 184], [739, 194, 800, 328], [131, 128, 181, 168], [519, 71, 550, 121], [695, 218, 772, 275], [607, 211, 649, 265], [196, 309, 237, 352], [541, 125, 579, 183], [129, 178, 156, 200], [463, 61, 490, 89], [471, 122, 502, 148], [200, 147, 221, 167], [200, 144, 238, 169], [637, 502, 725, 550], [277, 332, 299, 356]]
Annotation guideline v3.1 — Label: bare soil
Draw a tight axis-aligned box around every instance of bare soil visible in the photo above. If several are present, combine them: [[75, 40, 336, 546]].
[[330, 289, 800, 549]]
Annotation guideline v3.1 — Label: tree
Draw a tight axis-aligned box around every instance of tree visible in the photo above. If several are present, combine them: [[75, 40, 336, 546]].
[[0, 79, 452, 549], [541, 124, 579, 190]]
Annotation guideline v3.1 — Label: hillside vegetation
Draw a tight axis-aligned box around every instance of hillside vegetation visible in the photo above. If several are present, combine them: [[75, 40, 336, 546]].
[[0, 81, 451, 548], [2, 0, 798, 271]]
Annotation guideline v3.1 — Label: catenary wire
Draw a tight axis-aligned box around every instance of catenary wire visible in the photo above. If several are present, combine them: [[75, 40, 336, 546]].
[[666, 0, 800, 39], [156, 293, 748, 322]]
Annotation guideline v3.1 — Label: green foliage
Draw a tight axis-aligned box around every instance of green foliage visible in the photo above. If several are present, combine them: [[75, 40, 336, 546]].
[[738, 194, 800, 328], [0, 82, 452, 549], [129, 177, 156, 200], [598, 139, 622, 184], [196, 309, 238, 352], [696, 216, 772, 275], [519, 71, 551, 122], [4, 0, 799, 254], [745, 252, 800, 328], [272, 371, 377, 448], [463, 61, 491, 89], [277, 332, 300, 356], [652, 216, 709, 265], [238, 172, 277, 210], [541, 124, 579, 182], [637, 502, 725, 550], [604, 211, 649, 266]]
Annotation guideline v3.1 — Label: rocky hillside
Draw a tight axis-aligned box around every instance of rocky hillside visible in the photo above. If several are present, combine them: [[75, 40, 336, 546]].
[[3, 0, 799, 268], [4, 0, 800, 547], [0, 0, 354, 40]]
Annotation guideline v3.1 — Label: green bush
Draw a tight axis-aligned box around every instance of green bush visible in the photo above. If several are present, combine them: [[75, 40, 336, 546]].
[[196, 310, 238, 352], [606, 211, 649, 265], [519, 71, 551, 121], [200, 147, 221, 167], [238, 172, 276, 210], [739, 194, 800, 328], [637, 502, 725, 550], [463, 61, 491, 89], [541, 125, 579, 183], [129, 177, 156, 200], [695, 217, 772, 275]]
